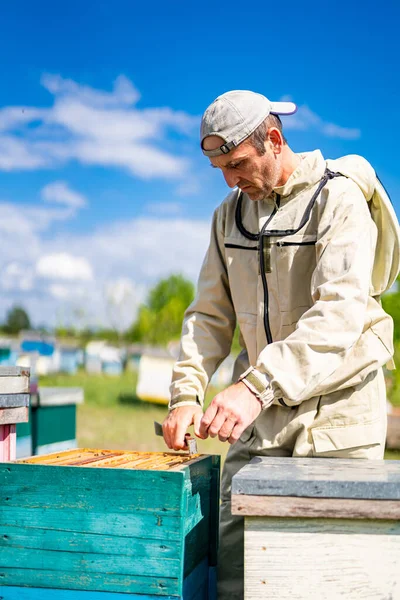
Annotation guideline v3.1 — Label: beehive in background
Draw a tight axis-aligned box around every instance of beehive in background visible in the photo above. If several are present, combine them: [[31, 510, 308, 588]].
[[0, 448, 220, 599]]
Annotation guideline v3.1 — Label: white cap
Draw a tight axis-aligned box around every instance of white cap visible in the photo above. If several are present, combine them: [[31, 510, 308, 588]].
[[200, 90, 297, 157]]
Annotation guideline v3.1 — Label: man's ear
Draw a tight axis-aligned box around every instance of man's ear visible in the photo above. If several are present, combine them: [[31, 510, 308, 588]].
[[267, 128, 283, 155]]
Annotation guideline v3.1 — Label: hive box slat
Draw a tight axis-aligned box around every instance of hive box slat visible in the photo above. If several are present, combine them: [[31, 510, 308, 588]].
[[0, 406, 29, 425], [232, 457, 400, 600], [0, 449, 220, 599], [0, 394, 30, 408], [0, 367, 30, 394], [0, 557, 210, 599]]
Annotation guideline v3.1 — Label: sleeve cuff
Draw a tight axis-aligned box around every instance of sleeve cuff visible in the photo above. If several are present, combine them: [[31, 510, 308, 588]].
[[168, 395, 202, 412], [238, 367, 274, 410]]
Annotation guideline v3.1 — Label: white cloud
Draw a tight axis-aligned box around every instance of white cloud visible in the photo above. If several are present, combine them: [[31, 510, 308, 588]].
[[1, 262, 34, 292], [36, 253, 94, 281], [0, 136, 49, 170], [41, 73, 140, 107], [0, 193, 211, 327], [41, 181, 87, 209], [145, 202, 183, 215], [283, 104, 361, 140], [0, 74, 197, 178]]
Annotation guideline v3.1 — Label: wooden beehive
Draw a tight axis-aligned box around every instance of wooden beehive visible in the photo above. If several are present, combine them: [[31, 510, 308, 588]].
[[232, 456, 400, 600], [0, 448, 220, 599]]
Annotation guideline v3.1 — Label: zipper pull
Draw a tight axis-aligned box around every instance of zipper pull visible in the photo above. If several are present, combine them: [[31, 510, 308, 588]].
[[263, 237, 272, 273]]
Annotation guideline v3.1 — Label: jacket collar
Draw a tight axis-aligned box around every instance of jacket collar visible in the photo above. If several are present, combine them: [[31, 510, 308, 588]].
[[273, 149, 326, 198]]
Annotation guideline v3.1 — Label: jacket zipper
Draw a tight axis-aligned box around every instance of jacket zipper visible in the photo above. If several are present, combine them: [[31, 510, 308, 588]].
[[260, 195, 280, 344], [277, 240, 316, 247], [225, 243, 258, 250]]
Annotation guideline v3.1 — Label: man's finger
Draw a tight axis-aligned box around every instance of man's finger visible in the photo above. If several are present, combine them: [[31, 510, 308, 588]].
[[162, 419, 173, 449], [228, 423, 244, 445], [207, 409, 228, 438], [193, 410, 203, 438], [218, 418, 236, 442], [199, 402, 218, 438], [173, 416, 192, 450]]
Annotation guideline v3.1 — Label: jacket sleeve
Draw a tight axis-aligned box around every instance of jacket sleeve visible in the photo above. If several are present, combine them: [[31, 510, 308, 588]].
[[169, 206, 236, 410], [247, 180, 392, 406]]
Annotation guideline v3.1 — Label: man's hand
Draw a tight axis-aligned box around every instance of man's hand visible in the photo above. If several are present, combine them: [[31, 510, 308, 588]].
[[199, 382, 261, 444], [162, 405, 203, 451]]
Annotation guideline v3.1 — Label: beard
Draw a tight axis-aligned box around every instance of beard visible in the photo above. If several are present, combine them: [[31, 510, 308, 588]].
[[239, 155, 280, 202]]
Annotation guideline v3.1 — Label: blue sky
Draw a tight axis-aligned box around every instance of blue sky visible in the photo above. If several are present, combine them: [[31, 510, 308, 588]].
[[0, 0, 399, 329]]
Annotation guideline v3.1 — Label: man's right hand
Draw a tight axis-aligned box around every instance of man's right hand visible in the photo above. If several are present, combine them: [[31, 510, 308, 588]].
[[162, 405, 203, 451]]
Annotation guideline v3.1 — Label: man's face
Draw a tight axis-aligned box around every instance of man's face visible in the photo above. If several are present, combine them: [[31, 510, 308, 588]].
[[204, 135, 281, 201]]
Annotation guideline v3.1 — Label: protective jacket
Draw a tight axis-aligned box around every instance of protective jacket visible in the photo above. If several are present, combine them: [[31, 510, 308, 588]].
[[170, 150, 399, 452]]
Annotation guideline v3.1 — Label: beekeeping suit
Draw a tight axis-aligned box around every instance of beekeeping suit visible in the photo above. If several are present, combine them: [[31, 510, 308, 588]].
[[169, 149, 400, 599]]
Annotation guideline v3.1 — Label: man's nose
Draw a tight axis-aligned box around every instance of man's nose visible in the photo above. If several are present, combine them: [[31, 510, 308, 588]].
[[222, 169, 240, 188]]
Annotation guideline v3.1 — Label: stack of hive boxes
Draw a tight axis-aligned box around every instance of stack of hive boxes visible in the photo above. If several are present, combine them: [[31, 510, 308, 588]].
[[0, 366, 30, 461]]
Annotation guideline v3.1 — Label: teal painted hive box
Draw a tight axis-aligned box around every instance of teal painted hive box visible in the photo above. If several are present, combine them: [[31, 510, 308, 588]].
[[0, 448, 220, 599], [30, 387, 84, 455]]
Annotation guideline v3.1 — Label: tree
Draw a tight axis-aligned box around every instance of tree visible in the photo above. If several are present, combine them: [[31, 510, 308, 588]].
[[3, 306, 31, 334], [127, 274, 195, 345]]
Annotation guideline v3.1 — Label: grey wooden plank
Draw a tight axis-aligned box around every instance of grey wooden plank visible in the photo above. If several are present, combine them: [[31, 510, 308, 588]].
[[232, 494, 400, 519], [232, 457, 400, 500], [0, 394, 30, 408]]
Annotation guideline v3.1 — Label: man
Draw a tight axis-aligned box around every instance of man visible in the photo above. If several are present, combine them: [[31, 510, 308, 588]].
[[162, 90, 399, 599]]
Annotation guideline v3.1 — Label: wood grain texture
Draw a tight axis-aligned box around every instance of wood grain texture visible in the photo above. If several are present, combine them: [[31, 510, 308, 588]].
[[232, 494, 400, 520], [0, 562, 214, 599], [244, 517, 400, 600], [0, 587, 184, 599], [0, 407, 29, 425], [0, 568, 179, 596], [1, 506, 182, 540], [232, 456, 400, 500]]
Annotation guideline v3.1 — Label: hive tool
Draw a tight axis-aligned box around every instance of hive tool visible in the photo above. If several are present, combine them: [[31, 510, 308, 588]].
[[154, 421, 198, 454]]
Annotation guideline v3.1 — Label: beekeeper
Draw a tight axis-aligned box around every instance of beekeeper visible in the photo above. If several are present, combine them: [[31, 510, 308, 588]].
[[162, 90, 400, 599]]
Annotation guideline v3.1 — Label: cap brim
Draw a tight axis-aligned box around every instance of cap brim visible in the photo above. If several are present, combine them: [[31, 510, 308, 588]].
[[270, 101, 297, 115]]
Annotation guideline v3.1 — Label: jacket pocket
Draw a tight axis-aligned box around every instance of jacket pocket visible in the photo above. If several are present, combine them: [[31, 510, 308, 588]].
[[311, 419, 383, 454], [275, 234, 316, 313]]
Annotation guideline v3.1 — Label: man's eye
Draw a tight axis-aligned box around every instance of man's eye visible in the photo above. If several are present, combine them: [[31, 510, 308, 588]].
[[231, 162, 241, 169]]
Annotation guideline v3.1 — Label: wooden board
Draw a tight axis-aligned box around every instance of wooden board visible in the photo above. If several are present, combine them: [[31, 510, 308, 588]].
[[0, 394, 30, 408], [0, 407, 29, 425], [232, 456, 400, 501], [244, 516, 400, 600], [232, 494, 400, 520], [0, 558, 215, 599]]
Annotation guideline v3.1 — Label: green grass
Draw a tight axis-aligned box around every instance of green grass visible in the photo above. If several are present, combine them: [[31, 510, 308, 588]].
[[39, 370, 229, 461], [39, 369, 399, 462]]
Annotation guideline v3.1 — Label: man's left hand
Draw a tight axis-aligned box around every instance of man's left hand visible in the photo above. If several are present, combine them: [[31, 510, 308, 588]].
[[199, 382, 261, 444]]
